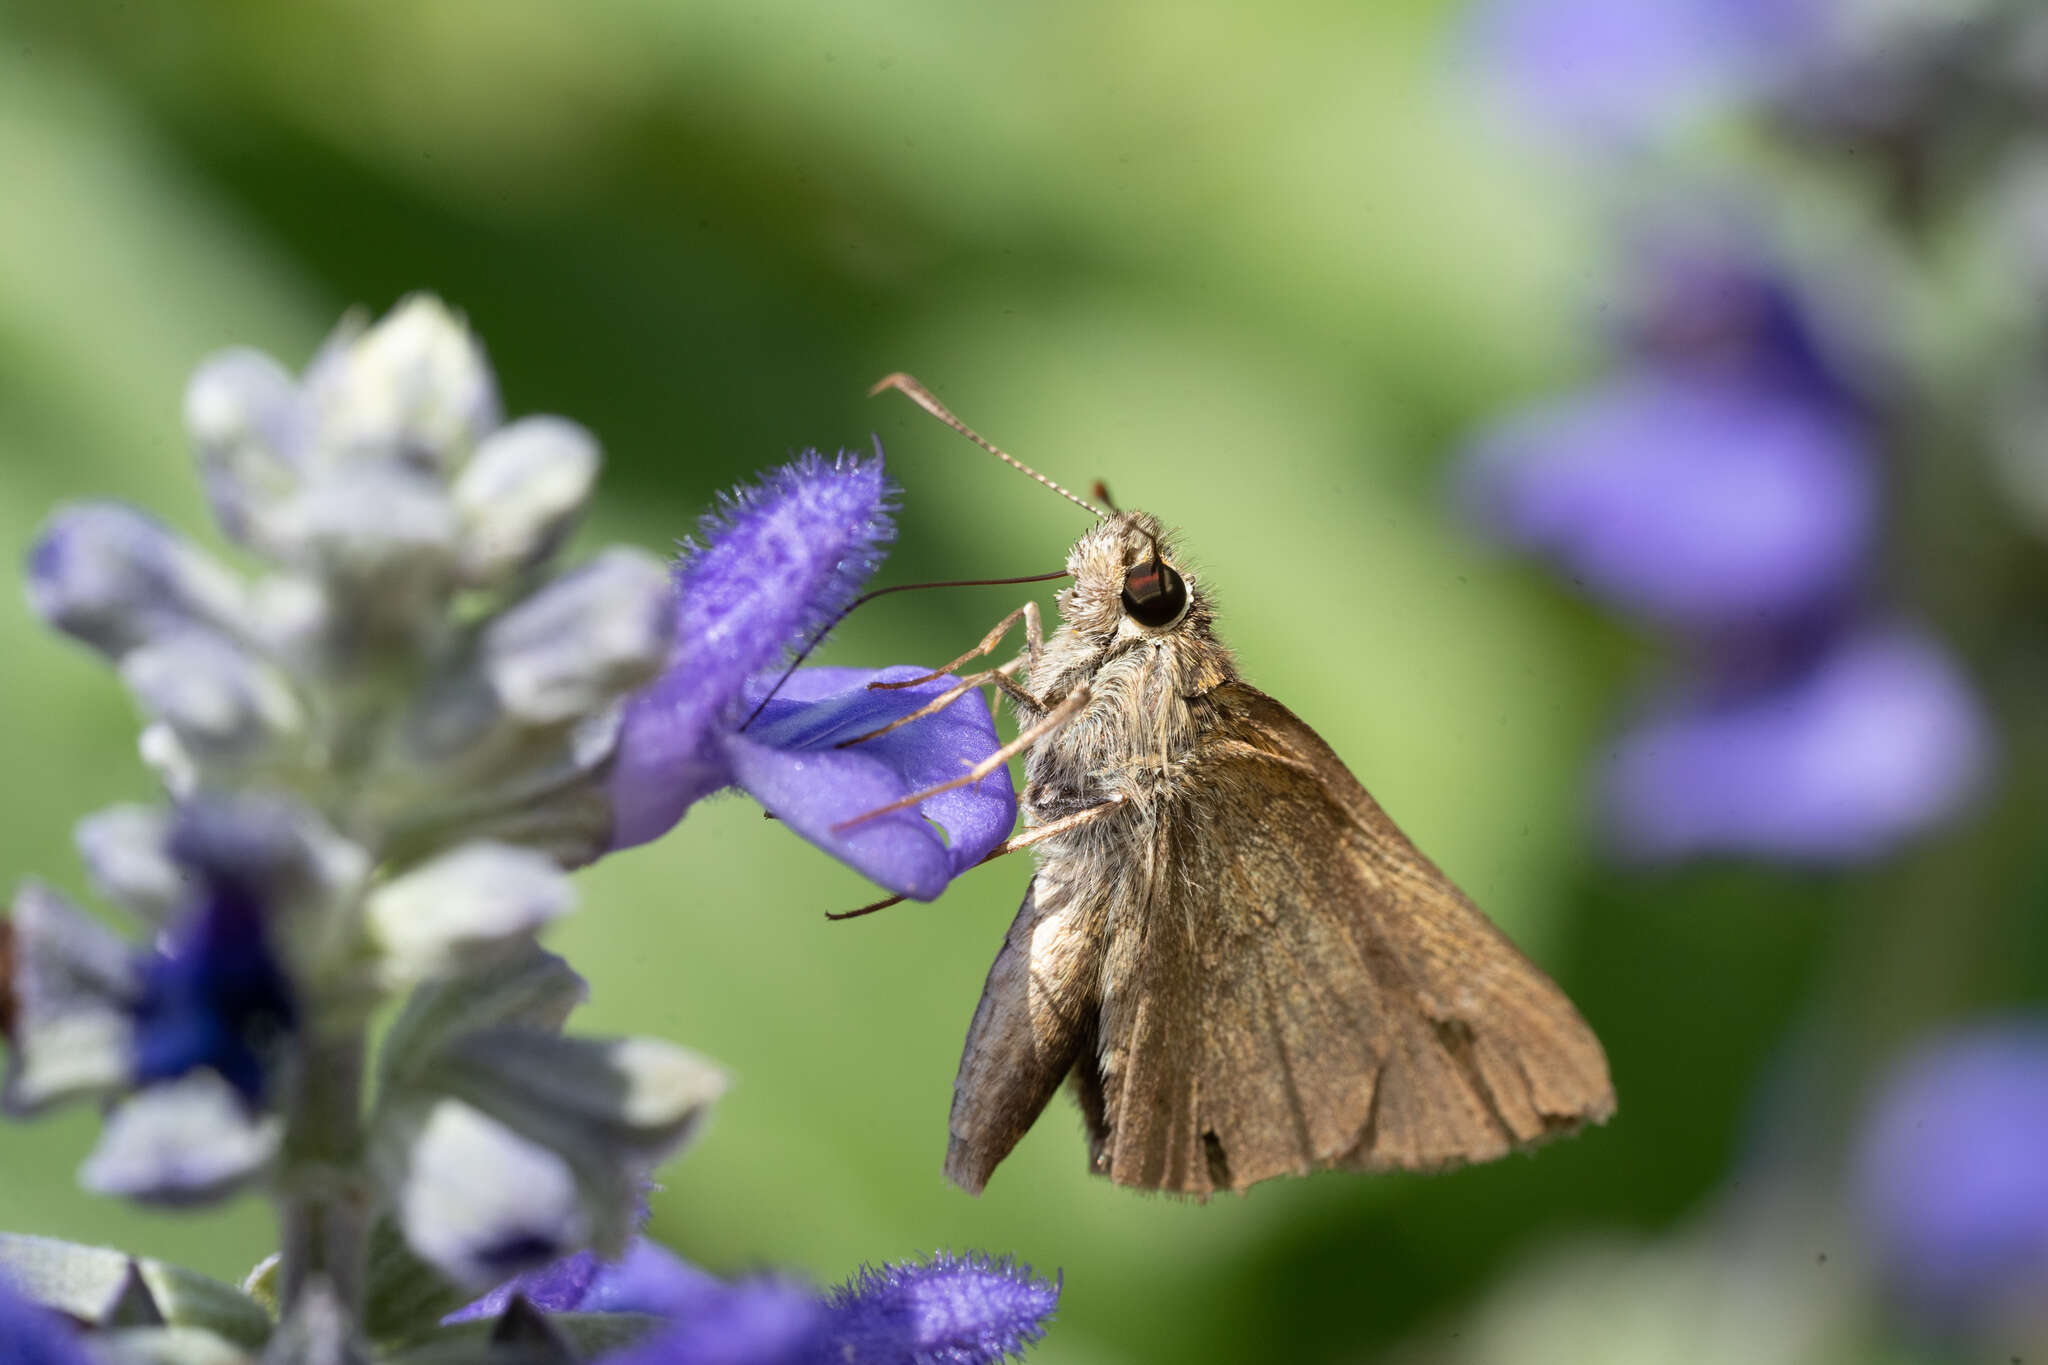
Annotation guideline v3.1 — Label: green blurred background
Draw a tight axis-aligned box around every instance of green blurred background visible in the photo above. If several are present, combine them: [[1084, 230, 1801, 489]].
[[0, 3, 2005, 1363]]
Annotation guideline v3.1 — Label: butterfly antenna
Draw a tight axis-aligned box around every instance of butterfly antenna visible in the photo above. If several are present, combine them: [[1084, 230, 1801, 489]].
[[1091, 480, 1122, 514], [870, 373, 1107, 519]]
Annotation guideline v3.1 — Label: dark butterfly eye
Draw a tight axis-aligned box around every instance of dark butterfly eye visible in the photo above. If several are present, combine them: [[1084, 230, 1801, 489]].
[[1121, 560, 1188, 628]]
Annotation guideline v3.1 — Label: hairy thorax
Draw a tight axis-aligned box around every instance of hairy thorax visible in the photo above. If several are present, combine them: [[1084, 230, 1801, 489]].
[[1022, 625, 1229, 861]]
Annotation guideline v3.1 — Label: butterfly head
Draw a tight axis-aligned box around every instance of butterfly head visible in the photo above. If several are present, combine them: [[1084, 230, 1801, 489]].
[[1060, 511, 1209, 643]]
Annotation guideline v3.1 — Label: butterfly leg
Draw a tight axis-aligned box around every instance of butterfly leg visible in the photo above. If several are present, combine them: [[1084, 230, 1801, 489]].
[[836, 600, 1046, 747], [829, 682, 1092, 835], [868, 600, 1044, 691], [826, 793, 1128, 921]]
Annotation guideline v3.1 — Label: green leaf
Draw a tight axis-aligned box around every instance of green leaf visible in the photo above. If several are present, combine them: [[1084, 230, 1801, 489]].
[[0, 1233, 272, 1348], [424, 1031, 726, 1161], [378, 942, 587, 1095], [242, 1253, 280, 1317], [364, 1211, 472, 1345]]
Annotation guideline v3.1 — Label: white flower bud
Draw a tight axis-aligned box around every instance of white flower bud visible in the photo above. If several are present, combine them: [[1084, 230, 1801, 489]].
[[482, 549, 672, 725], [366, 842, 575, 989], [185, 348, 305, 549], [80, 1071, 282, 1205], [393, 1099, 586, 1288], [451, 416, 599, 586], [73, 806, 183, 926], [314, 295, 501, 475], [120, 633, 304, 763], [3, 884, 137, 1115], [26, 504, 247, 659]]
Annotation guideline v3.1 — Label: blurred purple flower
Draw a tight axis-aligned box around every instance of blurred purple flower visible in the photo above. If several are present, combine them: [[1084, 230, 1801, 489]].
[[450, 1239, 712, 1322], [0, 1277, 92, 1365], [462, 1243, 1059, 1365], [1463, 228, 1881, 631], [604, 1276, 826, 1365], [128, 804, 300, 1104], [1600, 624, 1988, 863], [1463, 372, 1874, 629], [1612, 232, 1860, 402], [606, 451, 1015, 900], [1462, 0, 1823, 144], [1853, 1020, 2048, 1332]]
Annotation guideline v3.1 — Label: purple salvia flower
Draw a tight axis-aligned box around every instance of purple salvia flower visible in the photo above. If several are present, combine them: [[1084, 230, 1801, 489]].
[[449, 1240, 715, 1322], [1461, 0, 1823, 146], [468, 1244, 1060, 1365], [128, 887, 296, 1105], [1853, 1020, 2048, 1334], [0, 1277, 93, 1365], [1462, 229, 1880, 632], [607, 453, 1015, 900], [1599, 624, 1988, 863], [824, 1252, 1059, 1365], [602, 1277, 829, 1365], [127, 802, 302, 1105], [1463, 372, 1875, 629], [727, 666, 1014, 902], [608, 449, 898, 846]]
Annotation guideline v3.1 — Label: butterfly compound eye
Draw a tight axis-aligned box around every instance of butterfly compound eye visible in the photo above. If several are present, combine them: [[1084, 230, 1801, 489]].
[[1120, 559, 1188, 628]]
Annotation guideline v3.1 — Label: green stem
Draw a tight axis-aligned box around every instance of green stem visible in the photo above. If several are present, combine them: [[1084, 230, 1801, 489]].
[[278, 1029, 373, 1321]]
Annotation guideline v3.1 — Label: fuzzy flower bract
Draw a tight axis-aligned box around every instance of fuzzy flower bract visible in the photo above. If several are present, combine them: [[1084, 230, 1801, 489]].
[[607, 453, 1016, 900], [460, 1241, 1059, 1365]]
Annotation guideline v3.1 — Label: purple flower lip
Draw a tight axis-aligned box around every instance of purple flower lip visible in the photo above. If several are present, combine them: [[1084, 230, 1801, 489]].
[[726, 665, 1016, 900]]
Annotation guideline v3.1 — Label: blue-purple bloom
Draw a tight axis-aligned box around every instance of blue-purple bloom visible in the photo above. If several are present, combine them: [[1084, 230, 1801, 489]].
[[1599, 624, 1989, 863], [1463, 373, 1873, 629], [1461, 0, 1823, 145], [461, 1241, 1059, 1365], [607, 451, 1015, 900], [0, 1276, 91, 1365], [126, 806, 300, 1104], [1459, 222, 1988, 864], [129, 886, 295, 1105], [1853, 1020, 2048, 1333], [1462, 232, 1879, 632]]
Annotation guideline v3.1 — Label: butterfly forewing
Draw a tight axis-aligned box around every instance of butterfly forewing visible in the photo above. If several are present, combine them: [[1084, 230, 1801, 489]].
[[1128, 682, 1612, 1192]]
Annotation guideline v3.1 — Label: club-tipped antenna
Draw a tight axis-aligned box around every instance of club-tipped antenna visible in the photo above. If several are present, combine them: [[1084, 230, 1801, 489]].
[[870, 373, 1107, 519]]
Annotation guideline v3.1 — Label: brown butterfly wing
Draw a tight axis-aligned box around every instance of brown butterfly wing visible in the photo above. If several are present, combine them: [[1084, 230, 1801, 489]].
[[945, 872, 1108, 1193], [1091, 682, 1614, 1195]]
